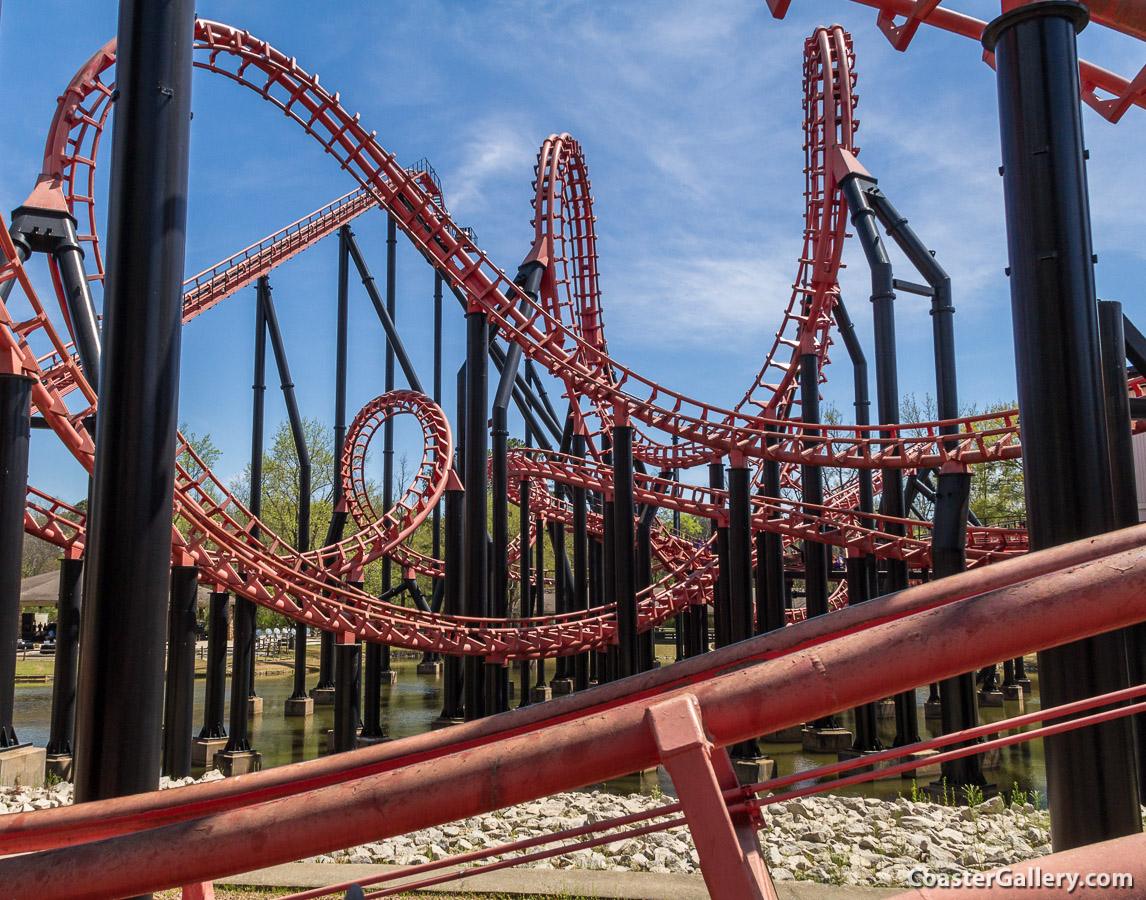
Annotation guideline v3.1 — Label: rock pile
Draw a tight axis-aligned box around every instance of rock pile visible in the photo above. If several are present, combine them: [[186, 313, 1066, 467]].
[[5, 777, 1141, 888]]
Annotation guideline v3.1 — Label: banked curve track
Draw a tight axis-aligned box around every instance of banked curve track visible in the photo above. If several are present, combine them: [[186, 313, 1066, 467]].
[[1, 12, 1141, 656]]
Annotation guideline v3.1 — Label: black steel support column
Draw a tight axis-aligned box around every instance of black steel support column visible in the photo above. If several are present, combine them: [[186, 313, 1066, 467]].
[[162, 565, 198, 778], [71, 0, 194, 821], [727, 463, 754, 646], [709, 462, 732, 650], [222, 594, 254, 755], [534, 513, 547, 690], [379, 216, 398, 684], [636, 520, 654, 674], [612, 423, 638, 679], [258, 277, 312, 704], [832, 298, 880, 749], [840, 172, 916, 747], [333, 636, 360, 752], [728, 462, 759, 757], [432, 270, 443, 653], [572, 434, 591, 690], [984, 1, 1141, 847], [1098, 299, 1146, 792], [46, 557, 83, 757], [463, 311, 488, 720], [0, 374, 32, 750], [756, 444, 787, 635], [440, 482, 465, 720], [602, 497, 617, 682], [223, 286, 266, 756], [198, 591, 228, 740], [550, 498, 569, 684], [517, 473, 533, 708], [933, 471, 987, 787], [845, 554, 881, 752], [317, 226, 354, 697], [799, 355, 829, 622]]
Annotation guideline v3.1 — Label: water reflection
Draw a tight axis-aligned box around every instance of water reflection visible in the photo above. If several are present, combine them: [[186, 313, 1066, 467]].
[[12, 661, 1047, 801]]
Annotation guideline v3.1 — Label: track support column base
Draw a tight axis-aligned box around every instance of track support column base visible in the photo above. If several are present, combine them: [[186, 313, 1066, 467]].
[[647, 694, 776, 900]]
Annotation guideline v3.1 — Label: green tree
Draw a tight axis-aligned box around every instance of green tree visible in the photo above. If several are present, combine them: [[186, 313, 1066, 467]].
[[229, 417, 337, 552]]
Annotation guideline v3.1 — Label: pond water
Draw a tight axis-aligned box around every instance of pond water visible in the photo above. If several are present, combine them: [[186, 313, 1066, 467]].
[[11, 658, 1046, 802]]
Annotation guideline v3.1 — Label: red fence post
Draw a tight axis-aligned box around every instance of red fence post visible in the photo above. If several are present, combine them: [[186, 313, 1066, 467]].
[[647, 694, 776, 900]]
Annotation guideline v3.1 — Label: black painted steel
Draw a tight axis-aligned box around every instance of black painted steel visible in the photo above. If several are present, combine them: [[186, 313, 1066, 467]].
[[72, 0, 194, 820], [612, 425, 639, 679], [550, 496, 569, 684], [1098, 300, 1146, 791], [832, 299, 880, 749], [223, 286, 267, 755], [198, 591, 228, 740], [316, 227, 354, 694], [333, 638, 360, 753], [518, 473, 533, 708], [463, 311, 489, 720], [439, 484, 465, 720], [727, 464, 754, 645], [222, 593, 254, 755], [636, 521, 655, 674], [840, 172, 917, 747], [799, 355, 829, 621], [46, 557, 83, 757], [432, 270, 443, 632], [756, 442, 787, 635], [572, 434, 591, 690], [0, 374, 32, 750], [162, 565, 198, 778], [932, 471, 988, 788], [345, 228, 424, 395], [534, 512, 547, 690], [728, 464, 760, 758], [984, 0, 1142, 847], [602, 498, 616, 683], [708, 462, 731, 651], [867, 182, 983, 785], [9, 210, 102, 390], [258, 277, 313, 703]]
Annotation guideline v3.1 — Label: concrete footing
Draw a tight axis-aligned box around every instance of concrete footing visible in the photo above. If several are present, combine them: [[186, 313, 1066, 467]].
[[379, 670, 398, 685], [247, 696, 263, 717], [356, 734, 391, 748], [1015, 677, 1032, 695], [978, 689, 1004, 708], [762, 725, 804, 743], [802, 727, 854, 754], [530, 685, 553, 703], [415, 660, 442, 675], [878, 749, 940, 780], [1002, 684, 1023, 702], [310, 687, 336, 706], [732, 757, 775, 785], [284, 697, 314, 717], [216, 750, 261, 777], [191, 737, 229, 768], [429, 716, 464, 730], [875, 698, 896, 719], [44, 753, 73, 783], [923, 699, 943, 720], [0, 745, 44, 788], [549, 678, 574, 695], [836, 747, 888, 776]]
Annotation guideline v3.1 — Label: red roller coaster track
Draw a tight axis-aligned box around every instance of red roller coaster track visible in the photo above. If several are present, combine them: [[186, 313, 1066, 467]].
[[4, 4, 1146, 895]]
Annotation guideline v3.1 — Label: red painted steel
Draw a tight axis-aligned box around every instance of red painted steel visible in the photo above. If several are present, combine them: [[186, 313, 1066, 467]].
[[1, 524, 1144, 897]]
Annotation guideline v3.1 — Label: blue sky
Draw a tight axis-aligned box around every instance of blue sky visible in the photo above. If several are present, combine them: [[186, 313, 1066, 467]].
[[3, 1, 1146, 507]]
